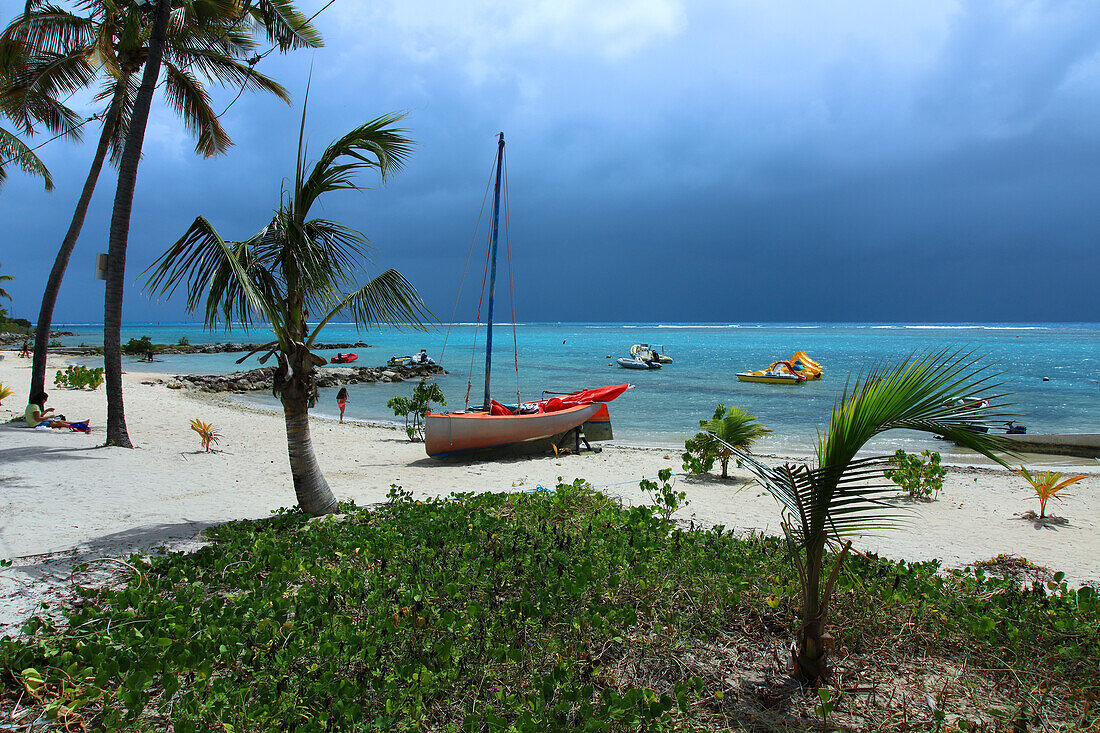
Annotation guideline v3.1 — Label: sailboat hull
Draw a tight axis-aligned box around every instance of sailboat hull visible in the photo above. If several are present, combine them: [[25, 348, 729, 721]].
[[425, 403, 602, 458]]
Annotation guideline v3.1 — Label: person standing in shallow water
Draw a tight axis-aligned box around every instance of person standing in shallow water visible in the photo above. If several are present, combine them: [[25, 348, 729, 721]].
[[336, 387, 349, 424]]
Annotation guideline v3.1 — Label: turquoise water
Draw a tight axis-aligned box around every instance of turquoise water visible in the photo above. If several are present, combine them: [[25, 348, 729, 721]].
[[55, 322, 1100, 454]]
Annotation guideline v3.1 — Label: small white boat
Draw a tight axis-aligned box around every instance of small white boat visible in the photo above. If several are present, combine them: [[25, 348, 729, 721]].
[[617, 356, 661, 370], [630, 343, 672, 364]]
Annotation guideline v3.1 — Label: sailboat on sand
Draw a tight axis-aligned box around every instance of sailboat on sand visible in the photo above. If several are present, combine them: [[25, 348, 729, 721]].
[[424, 133, 631, 458]]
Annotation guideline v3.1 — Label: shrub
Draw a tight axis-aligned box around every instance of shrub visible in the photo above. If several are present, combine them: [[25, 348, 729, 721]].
[[48, 338, 62, 347], [386, 378, 446, 440], [682, 403, 771, 478], [53, 364, 105, 390], [177, 336, 190, 347], [0, 382, 12, 406], [639, 467, 688, 521], [884, 449, 946, 501], [124, 335, 155, 355]]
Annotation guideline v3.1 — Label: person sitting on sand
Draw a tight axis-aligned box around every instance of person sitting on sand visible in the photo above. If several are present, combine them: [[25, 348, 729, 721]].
[[25, 391, 89, 431], [336, 387, 349, 424]]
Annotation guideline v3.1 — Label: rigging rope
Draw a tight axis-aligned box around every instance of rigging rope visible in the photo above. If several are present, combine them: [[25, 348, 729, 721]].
[[466, 196, 495, 409], [440, 156, 496, 365]]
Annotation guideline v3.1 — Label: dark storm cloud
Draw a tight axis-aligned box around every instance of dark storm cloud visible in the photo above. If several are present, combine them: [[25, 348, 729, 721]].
[[2, 0, 1098, 325]]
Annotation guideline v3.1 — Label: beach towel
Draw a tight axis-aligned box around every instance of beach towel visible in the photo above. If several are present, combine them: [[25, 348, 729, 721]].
[[68, 422, 90, 433]]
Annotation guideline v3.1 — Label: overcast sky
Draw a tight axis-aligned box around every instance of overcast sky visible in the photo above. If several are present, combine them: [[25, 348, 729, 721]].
[[3, 0, 1100, 324]]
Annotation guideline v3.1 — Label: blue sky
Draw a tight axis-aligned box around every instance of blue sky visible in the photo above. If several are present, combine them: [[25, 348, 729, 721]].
[[3, 0, 1100, 324]]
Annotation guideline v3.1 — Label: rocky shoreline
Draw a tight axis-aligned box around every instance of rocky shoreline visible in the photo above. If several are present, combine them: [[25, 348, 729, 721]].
[[158, 363, 446, 393], [11, 340, 374, 357]]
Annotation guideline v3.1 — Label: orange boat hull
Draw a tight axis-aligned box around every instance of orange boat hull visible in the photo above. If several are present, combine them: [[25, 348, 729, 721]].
[[424, 403, 601, 458]]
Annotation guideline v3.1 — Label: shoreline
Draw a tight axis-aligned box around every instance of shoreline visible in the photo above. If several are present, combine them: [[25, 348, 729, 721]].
[[1, 350, 1099, 637]]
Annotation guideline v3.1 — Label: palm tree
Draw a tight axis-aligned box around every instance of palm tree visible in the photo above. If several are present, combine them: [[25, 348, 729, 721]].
[[710, 350, 1011, 685], [1, 0, 321, 410], [684, 404, 771, 478], [144, 103, 431, 513]]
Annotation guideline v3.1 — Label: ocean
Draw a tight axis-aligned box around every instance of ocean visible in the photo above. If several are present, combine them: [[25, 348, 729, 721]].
[[53, 322, 1100, 457]]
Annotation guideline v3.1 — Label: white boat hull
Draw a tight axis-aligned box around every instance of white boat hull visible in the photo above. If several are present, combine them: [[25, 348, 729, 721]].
[[424, 403, 602, 458]]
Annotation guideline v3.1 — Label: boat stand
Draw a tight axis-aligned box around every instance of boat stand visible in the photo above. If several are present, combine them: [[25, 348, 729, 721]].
[[552, 427, 602, 455]]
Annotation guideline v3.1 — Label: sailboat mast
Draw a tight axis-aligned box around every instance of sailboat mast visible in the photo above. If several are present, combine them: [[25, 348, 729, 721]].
[[483, 132, 505, 408]]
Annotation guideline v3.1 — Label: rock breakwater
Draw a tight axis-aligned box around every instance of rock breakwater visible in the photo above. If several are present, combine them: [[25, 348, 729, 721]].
[[165, 363, 445, 393]]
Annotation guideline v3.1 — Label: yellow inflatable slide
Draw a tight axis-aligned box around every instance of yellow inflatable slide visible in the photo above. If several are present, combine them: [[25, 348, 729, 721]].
[[788, 351, 823, 379]]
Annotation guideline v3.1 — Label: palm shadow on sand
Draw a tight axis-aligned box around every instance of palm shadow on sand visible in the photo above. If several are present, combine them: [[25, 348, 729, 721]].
[[1013, 511, 1069, 530]]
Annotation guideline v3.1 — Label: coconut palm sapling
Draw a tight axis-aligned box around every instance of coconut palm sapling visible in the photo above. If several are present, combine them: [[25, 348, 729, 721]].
[[682, 403, 770, 478], [708, 350, 1012, 685], [1017, 467, 1085, 520], [145, 101, 430, 514]]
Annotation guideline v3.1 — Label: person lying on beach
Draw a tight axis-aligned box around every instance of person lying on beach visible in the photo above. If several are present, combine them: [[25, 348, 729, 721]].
[[24, 391, 90, 431]]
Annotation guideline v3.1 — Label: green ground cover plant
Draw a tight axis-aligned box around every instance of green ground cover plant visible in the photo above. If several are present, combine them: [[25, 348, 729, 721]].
[[53, 364, 105, 390], [1, 483, 1096, 731]]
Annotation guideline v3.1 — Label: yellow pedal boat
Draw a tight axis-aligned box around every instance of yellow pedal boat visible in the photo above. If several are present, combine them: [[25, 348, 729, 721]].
[[736, 360, 807, 384]]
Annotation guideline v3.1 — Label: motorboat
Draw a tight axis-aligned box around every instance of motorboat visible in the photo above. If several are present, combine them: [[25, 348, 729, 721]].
[[736, 360, 807, 384]]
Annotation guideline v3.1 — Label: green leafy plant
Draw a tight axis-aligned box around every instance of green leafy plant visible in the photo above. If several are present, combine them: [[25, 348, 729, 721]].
[[123, 336, 155, 355], [177, 335, 190, 347], [47, 338, 61, 347], [708, 349, 1011, 685], [884, 449, 946, 501], [387, 378, 446, 441], [639, 467, 688, 521], [0, 382, 12, 406], [1017, 467, 1085, 520], [682, 404, 771, 478], [53, 364, 104, 390]]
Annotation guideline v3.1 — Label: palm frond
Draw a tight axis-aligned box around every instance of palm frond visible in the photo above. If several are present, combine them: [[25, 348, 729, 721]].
[[296, 113, 413, 217], [0, 124, 53, 190], [160, 60, 231, 157], [247, 0, 324, 51], [307, 268, 433, 344], [143, 215, 287, 337]]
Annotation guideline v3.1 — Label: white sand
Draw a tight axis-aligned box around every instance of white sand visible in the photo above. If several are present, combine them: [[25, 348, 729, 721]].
[[1, 350, 1097, 635]]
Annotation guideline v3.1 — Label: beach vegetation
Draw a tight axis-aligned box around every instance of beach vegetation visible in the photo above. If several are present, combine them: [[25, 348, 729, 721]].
[[177, 335, 190, 347], [1, 483, 1096, 730], [189, 418, 220, 452], [0, 262, 12, 302], [884, 449, 946, 501], [640, 467, 688, 520], [122, 336, 155, 355], [706, 349, 1011, 685], [1017, 466, 1085, 520], [682, 404, 771, 478], [0, 382, 12, 405], [387, 378, 446, 440], [53, 364, 104, 390], [144, 99, 430, 515], [2, 0, 322, 440]]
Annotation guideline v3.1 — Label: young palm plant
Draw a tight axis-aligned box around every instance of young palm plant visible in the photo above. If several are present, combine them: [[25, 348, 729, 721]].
[[145, 101, 430, 515], [688, 404, 771, 478], [1017, 467, 1085, 520], [709, 349, 1012, 685]]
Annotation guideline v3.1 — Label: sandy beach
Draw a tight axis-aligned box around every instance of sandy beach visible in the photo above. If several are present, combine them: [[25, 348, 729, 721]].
[[1, 350, 1097, 637]]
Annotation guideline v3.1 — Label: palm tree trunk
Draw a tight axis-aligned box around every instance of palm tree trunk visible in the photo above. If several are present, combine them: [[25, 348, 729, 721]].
[[103, 0, 171, 447], [30, 83, 127, 398], [797, 546, 827, 684], [280, 389, 337, 516]]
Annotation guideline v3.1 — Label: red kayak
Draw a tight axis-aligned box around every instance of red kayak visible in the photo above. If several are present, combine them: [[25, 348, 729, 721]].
[[330, 353, 358, 364]]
